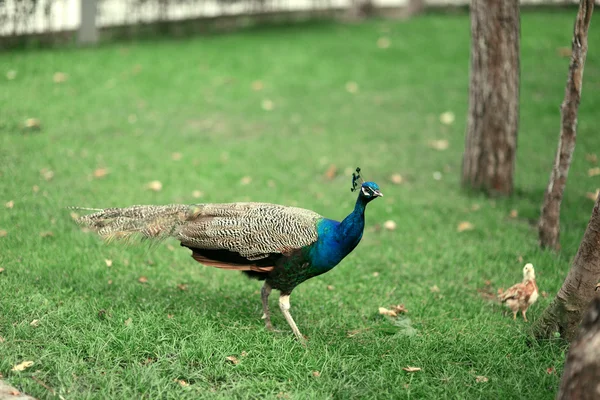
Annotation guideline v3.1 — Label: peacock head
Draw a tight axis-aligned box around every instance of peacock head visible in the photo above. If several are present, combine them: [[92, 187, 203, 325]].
[[351, 167, 383, 202]]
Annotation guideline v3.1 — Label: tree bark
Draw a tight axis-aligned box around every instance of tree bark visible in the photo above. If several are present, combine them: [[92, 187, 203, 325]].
[[78, 0, 98, 45], [533, 195, 600, 343], [462, 0, 520, 197], [556, 297, 600, 400], [538, 0, 594, 251]]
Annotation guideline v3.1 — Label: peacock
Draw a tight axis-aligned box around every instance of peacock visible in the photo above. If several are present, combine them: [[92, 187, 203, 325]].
[[74, 168, 382, 343]]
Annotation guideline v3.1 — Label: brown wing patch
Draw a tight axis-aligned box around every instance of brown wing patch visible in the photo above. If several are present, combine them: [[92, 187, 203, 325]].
[[191, 252, 274, 273]]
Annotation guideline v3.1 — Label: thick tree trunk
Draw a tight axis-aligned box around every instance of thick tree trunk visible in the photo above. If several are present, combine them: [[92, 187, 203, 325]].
[[533, 195, 600, 342], [462, 0, 520, 196], [539, 0, 594, 251], [556, 297, 600, 400]]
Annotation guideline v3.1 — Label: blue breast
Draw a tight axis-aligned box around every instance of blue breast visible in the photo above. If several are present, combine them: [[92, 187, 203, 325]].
[[307, 217, 364, 273]]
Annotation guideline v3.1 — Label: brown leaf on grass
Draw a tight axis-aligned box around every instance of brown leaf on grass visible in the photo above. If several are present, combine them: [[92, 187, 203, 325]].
[[383, 220, 397, 231], [30, 319, 40, 327], [0, 229, 7, 237], [11, 361, 34, 372], [378, 307, 397, 317], [402, 366, 421, 372], [324, 164, 338, 180], [138, 276, 148, 284], [40, 231, 54, 237], [327, 285, 335, 291], [107, 280, 113, 285], [32, 185, 39, 193], [171, 152, 182, 161], [147, 180, 162, 191], [586, 153, 598, 164], [372, 272, 380, 277], [457, 221, 474, 232], [345, 81, 359, 94], [509, 209, 518, 218], [586, 189, 600, 201], [53, 72, 68, 83], [177, 284, 188, 291], [0, 268, 5, 273], [557, 47, 572, 57], [475, 375, 488, 383], [192, 190, 203, 198], [24, 118, 41, 130], [430, 285, 440, 293], [377, 37, 391, 49], [240, 176, 252, 185], [40, 168, 54, 181], [588, 167, 600, 177], [105, 259, 113, 267], [241, 351, 248, 357], [471, 204, 481, 211], [347, 328, 370, 337], [124, 318, 132, 326], [93, 168, 109, 178], [428, 139, 449, 151], [5, 200, 14, 209], [312, 371, 321, 377], [390, 304, 408, 314], [6, 70, 17, 80], [174, 379, 189, 387], [226, 356, 239, 365], [251, 80, 264, 91], [0, 336, 5, 342], [439, 111, 455, 125], [546, 367, 555, 374], [390, 173, 403, 184]]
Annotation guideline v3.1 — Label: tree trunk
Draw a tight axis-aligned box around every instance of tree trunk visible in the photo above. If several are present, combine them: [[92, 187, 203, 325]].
[[538, 0, 594, 251], [556, 297, 600, 400], [462, 0, 520, 197], [533, 195, 600, 342], [78, 0, 98, 45]]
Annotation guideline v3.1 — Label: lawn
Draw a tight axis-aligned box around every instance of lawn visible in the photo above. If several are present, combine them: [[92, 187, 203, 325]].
[[2, 9, 600, 399]]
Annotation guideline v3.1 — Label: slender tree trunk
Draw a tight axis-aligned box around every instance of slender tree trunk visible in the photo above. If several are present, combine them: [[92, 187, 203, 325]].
[[556, 297, 600, 400], [78, 0, 98, 45], [462, 0, 520, 197], [533, 195, 600, 342], [539, 0, 594, 251]]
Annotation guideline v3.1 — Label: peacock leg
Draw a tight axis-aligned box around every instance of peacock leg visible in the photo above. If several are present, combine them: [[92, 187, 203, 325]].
[[261, 282, 274, 331], [279, 294, 306, 344]]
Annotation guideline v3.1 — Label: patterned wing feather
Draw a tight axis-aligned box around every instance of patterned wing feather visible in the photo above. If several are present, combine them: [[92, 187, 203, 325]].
[[176, 202, 322, 260]]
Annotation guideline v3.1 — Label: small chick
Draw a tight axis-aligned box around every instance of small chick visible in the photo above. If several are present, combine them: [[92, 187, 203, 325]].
[[498, 263, 539, 322]]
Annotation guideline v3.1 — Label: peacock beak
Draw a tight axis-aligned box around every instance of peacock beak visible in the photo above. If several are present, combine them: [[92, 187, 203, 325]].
[[373, 190, 383, 197]]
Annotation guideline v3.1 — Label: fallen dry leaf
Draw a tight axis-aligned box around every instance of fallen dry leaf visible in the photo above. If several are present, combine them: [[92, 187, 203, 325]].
[[167, 314, 173, 319], [261, 99, 274, 111], [138, 276, 148, 284], [327, 285, 335, 291], [30, 319, 40, 327], [390, 174, 403, 184], [124, 318, 132, 326], [471, 204, 481, 211], [40, 231, 54, 238], [557, 47, 572, 58], [0, 336, 4, 342], [373, 272, 380, 277], [428, 139, 449, 151], [108, 279, 113, 285], [324, 164, 338, 180], [192, 190, 203, 198], [475, 375, 488, 383], [53, 72, 68, 83], [377, 37, 391, 49], [40, 168, 54, 181], [32, 185, 39, 192], [430, 285, 440, 293], [174, 379, 189, 387], [128, 114, 137, 124], [251, 80, 264, 91], [226, 356, 239, 365], [457, 221, 474, 232], [6, 70, 17, 80], [312, 371, 321, 377], [0, 268, 4, 273], [586, 189, 600, 201], [147, 180, 162, 191], [546, 367, 555, 374], [93, 168, 109, 178], [166, 244, 175, 251], [241, 351, 248, 357], [586, 153, 598, 164], [509, 209, 518, 218], [402, 366, 421, 372], [391, 304, 408, 314], [240, 176, 252, 185], [0, 229, 7, 237], [70, 212, 79, 220], [5, 200, 14, 209], [345, 81, 359, 94], [588, 167, 600, 177], [105, 259, 113, 267], [542, 290, 549, 297], [24, 118, 41, 130], [439, 111, 455, 125], [379, 307, 397, 317], [177, 284, 188, 291], [383, 220, 397, 231], [171, 152, 182, 161], [11, 361, 34, 372], [433, 171, 442, 180]]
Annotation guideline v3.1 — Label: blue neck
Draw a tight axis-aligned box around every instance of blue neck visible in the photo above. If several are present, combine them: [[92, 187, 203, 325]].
[[337, 196, 367, 246]]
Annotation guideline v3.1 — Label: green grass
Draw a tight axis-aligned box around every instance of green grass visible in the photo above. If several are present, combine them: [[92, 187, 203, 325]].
[[1, 10, 600, 399]]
